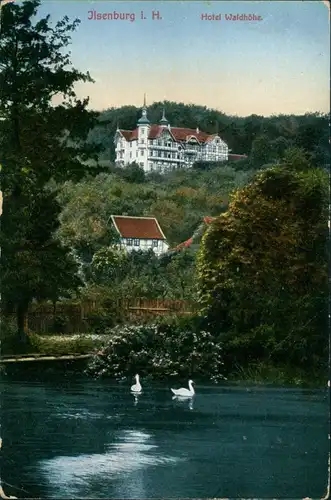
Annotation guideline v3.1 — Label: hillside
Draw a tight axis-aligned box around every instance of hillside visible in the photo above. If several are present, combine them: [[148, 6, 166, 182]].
[[57, 102, 329, 269], [57, 163, 250, 251]]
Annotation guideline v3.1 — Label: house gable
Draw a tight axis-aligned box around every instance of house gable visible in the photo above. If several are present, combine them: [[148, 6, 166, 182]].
[[111, 215, 167, 240]]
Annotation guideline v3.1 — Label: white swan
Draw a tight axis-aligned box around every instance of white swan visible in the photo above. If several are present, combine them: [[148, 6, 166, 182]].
[[171, 380, 195, 397], [130, 374, 142, 393]]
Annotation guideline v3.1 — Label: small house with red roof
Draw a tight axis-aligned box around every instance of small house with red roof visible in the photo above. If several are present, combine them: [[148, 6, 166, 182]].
[[111, 215, 169, 255], [114, 97, 229, 172]]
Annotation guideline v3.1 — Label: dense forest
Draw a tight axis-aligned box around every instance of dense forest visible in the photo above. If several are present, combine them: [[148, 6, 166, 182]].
[[87, 102, 329, 167]]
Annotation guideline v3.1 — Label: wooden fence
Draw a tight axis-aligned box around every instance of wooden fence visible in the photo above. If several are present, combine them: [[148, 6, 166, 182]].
[[23, 298, 193, 334]]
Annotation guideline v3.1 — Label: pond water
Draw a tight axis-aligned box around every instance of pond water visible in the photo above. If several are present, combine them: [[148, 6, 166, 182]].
[[0, 376, 329, 498]]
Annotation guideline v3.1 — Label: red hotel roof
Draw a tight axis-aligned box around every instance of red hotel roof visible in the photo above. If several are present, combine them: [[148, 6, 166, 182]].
[[111, 215, 167, 240], [118, 125, 219, 144]]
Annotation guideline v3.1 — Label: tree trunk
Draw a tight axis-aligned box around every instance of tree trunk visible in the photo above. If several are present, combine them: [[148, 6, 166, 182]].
[[17, 302, 28, 345]]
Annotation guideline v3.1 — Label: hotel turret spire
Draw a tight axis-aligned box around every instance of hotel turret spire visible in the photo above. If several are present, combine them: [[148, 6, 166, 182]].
[[138, 93, 150, 125]]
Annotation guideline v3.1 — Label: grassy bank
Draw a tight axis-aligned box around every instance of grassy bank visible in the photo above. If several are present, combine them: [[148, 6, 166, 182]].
[[1, 330, 326, 388], [1, 332, 109, 356], [28, 333, 110, 355], [227, 362, 327, 388]]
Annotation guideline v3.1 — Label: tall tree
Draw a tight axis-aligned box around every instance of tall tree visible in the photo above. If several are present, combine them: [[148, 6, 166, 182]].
[[249, 134, 273, 168], [197, 159, 328, 368], [0, 0, 102, 343]]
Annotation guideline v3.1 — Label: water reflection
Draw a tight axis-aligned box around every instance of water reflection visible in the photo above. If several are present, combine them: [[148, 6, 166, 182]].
[[172, 395, 194, 410], [132, 394, 140, 406], [39, 430, 180, 498]]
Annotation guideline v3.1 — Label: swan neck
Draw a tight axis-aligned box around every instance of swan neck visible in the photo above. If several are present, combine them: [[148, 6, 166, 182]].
[[189, 381, 194, 393]]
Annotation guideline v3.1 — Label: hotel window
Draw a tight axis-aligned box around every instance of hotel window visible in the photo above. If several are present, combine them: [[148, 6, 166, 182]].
[[130, 142, 132, 147], [141, 139, 144, 144], [127, 238, 133, 246], [152, 240, 158, 248], [168, 153, 171, 158], [140, 150, 144, 156], [167, 142, 171, 147], [130, 152, 132, 158], [133, 239, 140, 247]]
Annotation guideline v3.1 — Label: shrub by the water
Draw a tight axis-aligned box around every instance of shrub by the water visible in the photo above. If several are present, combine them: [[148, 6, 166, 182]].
[[85, 316, 226, 382]]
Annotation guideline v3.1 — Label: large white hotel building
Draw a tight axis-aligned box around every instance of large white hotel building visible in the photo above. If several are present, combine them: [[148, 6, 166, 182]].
[[114, 101, 229, 172]]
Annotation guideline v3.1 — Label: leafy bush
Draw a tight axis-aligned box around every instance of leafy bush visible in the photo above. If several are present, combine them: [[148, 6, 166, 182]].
[[86, 316, 226, 382]]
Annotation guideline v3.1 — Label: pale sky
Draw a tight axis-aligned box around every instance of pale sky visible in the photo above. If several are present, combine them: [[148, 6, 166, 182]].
[[35, 0, 329, 117]]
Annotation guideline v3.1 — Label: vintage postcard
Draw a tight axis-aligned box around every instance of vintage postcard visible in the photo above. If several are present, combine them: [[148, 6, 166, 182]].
[[0, 0, 329, 498]]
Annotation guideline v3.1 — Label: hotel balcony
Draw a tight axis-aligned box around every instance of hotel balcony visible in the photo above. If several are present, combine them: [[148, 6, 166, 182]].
[[148, 155, 185, 163], [184, 149, 199, 155], [149, 144, 178, 151]]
